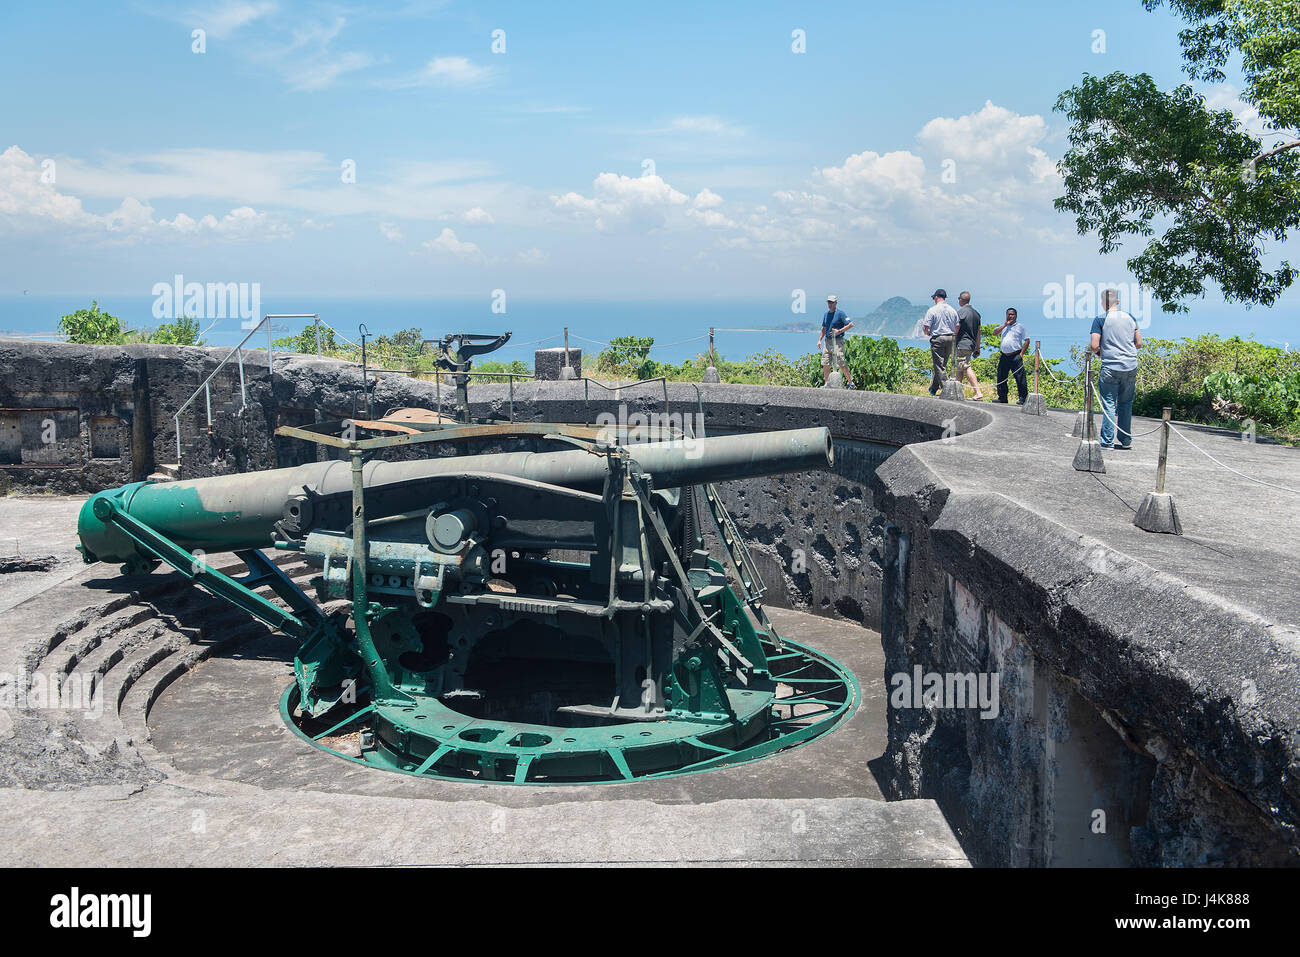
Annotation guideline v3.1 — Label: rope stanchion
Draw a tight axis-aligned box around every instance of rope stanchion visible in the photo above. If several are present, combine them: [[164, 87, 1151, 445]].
[[1134, 407, 1183, 534], [703, 327, 720, 384], [1072, 352, 1106, 472], [1022, 340, 1047, 415]]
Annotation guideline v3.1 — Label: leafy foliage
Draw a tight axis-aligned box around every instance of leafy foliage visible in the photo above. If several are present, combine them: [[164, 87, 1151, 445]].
[[843, 336, 906, 391], [59, 301, 125, 344], [148, 315, 205, 346], [593, 336, 657, 379], [274, 323, 341, 355], [1056, 0, 1300, 311], [58, 302, 206, 346]]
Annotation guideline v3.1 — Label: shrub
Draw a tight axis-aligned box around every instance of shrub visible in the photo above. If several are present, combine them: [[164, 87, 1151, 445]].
[[59, 301, 125, 344], [843, 336, 906, 391]]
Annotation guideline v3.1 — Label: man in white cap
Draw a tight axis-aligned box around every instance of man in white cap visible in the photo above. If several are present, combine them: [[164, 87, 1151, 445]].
[[921, 288, 960, 396], [817, 294, 856, 388]]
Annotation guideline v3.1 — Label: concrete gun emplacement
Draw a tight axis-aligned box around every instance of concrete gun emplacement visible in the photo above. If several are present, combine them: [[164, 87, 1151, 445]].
[[74, 423, 852, 785]]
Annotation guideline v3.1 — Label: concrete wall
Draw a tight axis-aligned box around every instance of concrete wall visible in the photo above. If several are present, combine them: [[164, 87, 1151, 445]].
[[2, 339, 1295, 866]]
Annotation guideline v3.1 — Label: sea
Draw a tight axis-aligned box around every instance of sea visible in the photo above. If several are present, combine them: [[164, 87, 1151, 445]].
[[1, 294, 1294, 374]]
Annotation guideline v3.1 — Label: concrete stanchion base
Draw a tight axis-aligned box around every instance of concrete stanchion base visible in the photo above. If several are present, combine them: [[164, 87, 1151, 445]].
[[559, 366, 578, 380], [1071, 411, 1086, 437], [702, 366, 720, 383], [1022, 393, 1047, 416], [1072, 439, 1107, 473], [824, 371, 844, 389], [1134, 491, 1183, 535], [940, 380, 964, 401]]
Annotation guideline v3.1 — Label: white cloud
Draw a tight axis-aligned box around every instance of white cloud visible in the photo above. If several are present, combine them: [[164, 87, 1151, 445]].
[[380, 55, 494, 89], [460, 206, 494, 225], [517, 246, 549, 265], [552, 173, 690, 232], [191, 1, 277, 39], [0, 146, 288, 243], [47, 148, 517, 222], [425, 56, 491, 85], [422, 227, 483, 260], [1202, 83, 1292, 143], [379, 221, 404, 242], [668, 115, 741, 135]]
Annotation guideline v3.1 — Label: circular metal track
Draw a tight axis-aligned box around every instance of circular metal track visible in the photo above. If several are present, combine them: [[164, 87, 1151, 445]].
[[282, 631, 859, 785]]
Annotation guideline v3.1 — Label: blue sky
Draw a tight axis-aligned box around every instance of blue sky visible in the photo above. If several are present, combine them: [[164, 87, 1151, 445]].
[[0, 0, 1290, 311]]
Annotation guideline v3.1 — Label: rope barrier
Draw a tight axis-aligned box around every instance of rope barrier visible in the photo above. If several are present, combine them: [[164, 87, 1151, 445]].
[[1167, 424, 1300, 494]]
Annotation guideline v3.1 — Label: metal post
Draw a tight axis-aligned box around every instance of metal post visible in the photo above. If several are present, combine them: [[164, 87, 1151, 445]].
[[236, 347, 247, 409], [1033, 340, 1041, 394], [1084, 352, 1095, 440], [266, 316, 274, 372], [314, 316, 322, 355], [563, 327, 570, 369], [1072, 351, 1105, 472], [1155, 406, 1170, 492], [359, 323, 372, 420], [703, 326, 721, 383], [1134, 406, 1181, 533], [204, 383, 212, 426], [175, 419, 181, 466]]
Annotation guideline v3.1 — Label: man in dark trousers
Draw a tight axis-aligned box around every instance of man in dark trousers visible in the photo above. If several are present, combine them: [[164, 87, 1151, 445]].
[[992, 307, 1030, 404], [953, 291, 984, 399]]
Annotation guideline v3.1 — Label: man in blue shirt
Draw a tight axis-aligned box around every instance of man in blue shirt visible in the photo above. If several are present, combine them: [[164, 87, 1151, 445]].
[[1089, 289, 1143, 449], [818, 295, 856, 388]]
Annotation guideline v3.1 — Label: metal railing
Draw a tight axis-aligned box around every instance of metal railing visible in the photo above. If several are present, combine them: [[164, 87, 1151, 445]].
[[172, 314, 319, 468]]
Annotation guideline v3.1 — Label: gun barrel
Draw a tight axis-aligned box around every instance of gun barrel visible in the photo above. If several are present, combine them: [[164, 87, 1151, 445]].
[[78, 427, 832, 562]]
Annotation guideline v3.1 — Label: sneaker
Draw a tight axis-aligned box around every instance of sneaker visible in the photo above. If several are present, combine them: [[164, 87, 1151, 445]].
[[1099, 443, 1114, 450], [1114, 444, 1132, 451], [847, 382, 857, 390]]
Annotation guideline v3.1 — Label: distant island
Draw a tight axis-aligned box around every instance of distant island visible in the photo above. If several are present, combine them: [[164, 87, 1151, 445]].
[[767, 296, 927, 338], [852, 296, 928, 338]]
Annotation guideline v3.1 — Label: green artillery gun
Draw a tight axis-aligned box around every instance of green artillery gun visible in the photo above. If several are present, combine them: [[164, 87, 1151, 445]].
[[77, 416, 857, 783]]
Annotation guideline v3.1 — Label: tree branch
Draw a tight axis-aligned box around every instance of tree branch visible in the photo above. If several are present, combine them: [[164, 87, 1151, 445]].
[[1252, 139, 1300, 164]]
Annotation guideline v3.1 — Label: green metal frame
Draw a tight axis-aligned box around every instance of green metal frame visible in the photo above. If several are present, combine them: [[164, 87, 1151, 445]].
[[280, 629, 859, 785]]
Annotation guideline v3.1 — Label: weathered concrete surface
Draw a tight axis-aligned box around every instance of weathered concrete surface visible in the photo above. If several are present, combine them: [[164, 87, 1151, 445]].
[[0, 496, 86, 613], [0, 505, 966, 867], [533, 346, 582, 380], [0, 788, 965, 866], [147, 606, 887, 805], [872, 404, 1300, 866]]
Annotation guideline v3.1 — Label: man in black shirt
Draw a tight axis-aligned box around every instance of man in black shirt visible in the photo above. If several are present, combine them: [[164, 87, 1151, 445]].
[[953, 291, 984, 399]]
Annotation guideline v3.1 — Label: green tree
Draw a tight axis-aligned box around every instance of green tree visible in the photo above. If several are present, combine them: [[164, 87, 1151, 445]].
[[148, 315, 205, 345], [1055, 0, 1300, 312], [59, 301, 125, 344], [596, 336, 657, 379], [274, 323, 340, 355]]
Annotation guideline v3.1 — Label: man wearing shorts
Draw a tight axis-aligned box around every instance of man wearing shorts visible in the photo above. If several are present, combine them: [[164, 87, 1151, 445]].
[[818, 295, 856, 388]]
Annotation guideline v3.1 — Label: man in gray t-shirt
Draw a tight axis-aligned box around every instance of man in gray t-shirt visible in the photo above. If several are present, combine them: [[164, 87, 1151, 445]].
[[1089, 289, 1143, 449]]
